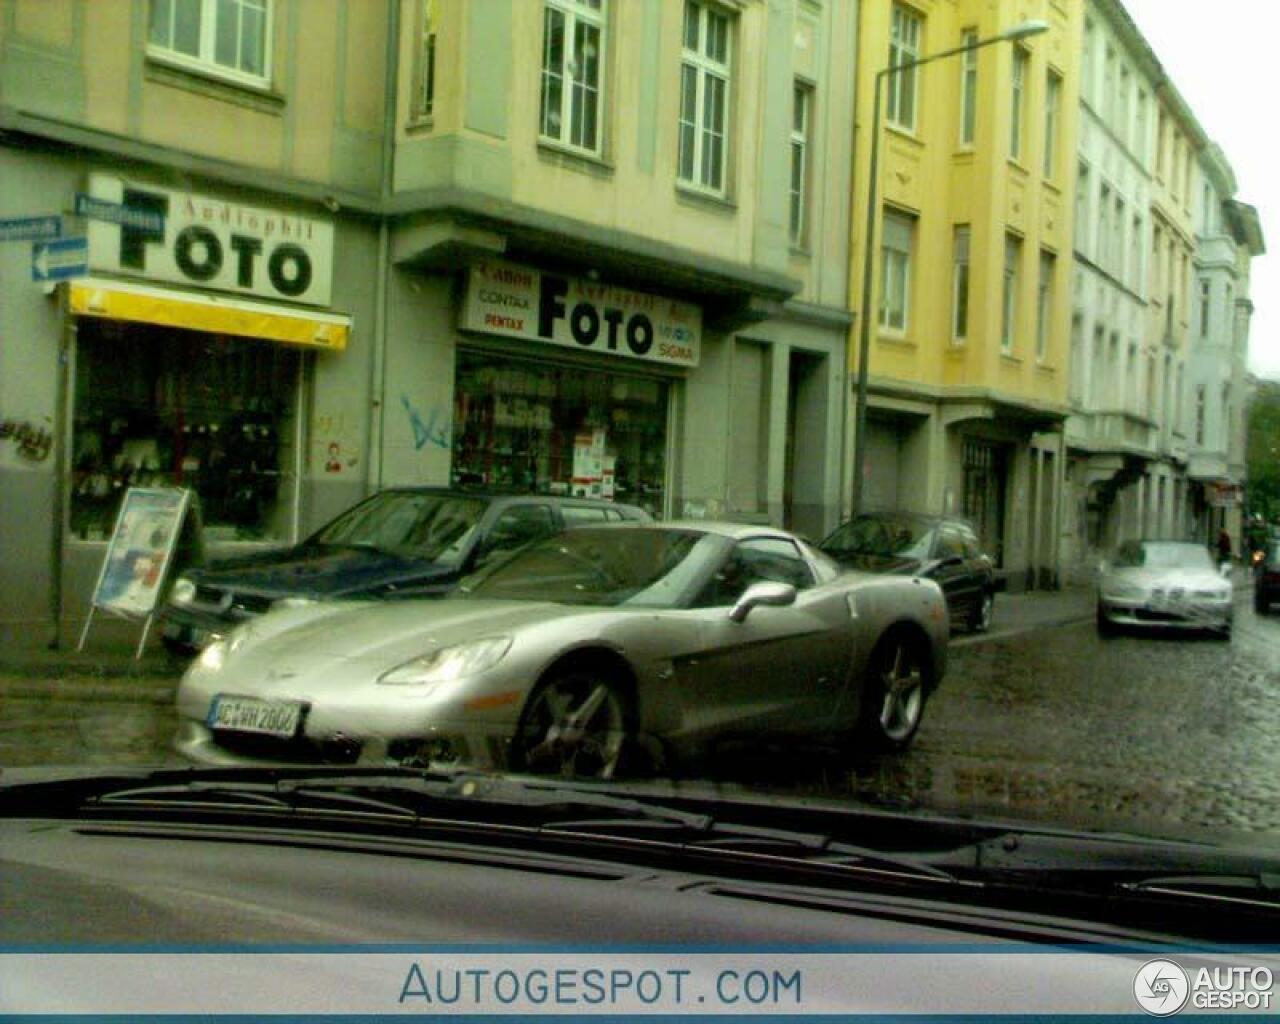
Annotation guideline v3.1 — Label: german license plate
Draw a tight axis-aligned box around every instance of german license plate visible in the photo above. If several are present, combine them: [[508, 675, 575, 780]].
[[208, 695, 303, 738]]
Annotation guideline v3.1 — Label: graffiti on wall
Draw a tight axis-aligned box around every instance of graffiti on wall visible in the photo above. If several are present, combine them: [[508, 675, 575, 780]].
[[0, 418, 53, 462], [400, 395, 451, 451]]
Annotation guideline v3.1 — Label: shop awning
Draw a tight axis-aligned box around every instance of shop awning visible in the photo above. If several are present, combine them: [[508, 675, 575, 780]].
[[68, 278, 350, 351]]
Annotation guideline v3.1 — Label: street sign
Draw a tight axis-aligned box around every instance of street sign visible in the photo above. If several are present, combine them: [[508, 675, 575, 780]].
[[31, 237, 88, 282], [0, 215, 62, 243], [74, 193, 165, 233]]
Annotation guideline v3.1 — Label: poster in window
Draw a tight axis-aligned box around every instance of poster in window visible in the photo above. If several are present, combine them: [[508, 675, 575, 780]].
[[90, 487, 191, 617]]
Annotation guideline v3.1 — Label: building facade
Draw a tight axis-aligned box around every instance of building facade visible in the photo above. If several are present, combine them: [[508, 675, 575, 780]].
[[849, 0, 1079, 590], [0, 0, 857, 633]]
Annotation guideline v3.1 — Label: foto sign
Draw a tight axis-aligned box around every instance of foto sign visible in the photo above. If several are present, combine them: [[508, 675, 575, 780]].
[[86, 174, 335, 306], [462, 259, 701, 368]]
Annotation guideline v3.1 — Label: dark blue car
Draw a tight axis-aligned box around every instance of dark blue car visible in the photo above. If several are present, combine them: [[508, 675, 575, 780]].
[[161, 488, 649, 650]]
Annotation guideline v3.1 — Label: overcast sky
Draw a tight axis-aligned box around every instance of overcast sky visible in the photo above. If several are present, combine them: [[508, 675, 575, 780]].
[[1118, 0, 1277, 380]]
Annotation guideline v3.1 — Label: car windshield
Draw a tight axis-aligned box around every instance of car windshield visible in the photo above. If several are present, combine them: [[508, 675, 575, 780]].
[[1115, 542, 1216, 571], [310, 492, 487, 563], [824, 516, 935, 559], [465, 528, 715, 608]]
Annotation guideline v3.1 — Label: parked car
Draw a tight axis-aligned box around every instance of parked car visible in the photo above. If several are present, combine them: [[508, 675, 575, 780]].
[[161, 488, 649, 651], [1096, 539, 1234, 637], [1254, 538, 1280, 615], [173, 522, 950, 773], [818, 511, 998, 633]]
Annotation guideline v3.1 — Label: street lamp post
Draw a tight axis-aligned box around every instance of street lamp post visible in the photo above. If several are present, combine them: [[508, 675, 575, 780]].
[[848, 19, 1049, 518]]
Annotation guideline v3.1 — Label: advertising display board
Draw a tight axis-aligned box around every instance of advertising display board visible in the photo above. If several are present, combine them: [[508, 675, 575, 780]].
[[78, 487, 191, 657]]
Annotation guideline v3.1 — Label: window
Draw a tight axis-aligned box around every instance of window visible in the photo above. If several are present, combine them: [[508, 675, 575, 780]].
[[1156, 109, 1166, 178], [887, 4, 922, 131], [1075, 164, 1091, 254], [1010, 48, 1027, 161], [1113, 195, 1124, 275], [1130, 214, 1142, 291], [679, 0, 731, 193], [1135, 89, 1148, 162], [952, 225, 970, 342], [1098, 184, 1111, 268], [1036, 250, 1055, 362], [1043, 71, 1061, 177], [959, 28, 978, 145], [697, 538, 815, 606], [1082, 18, 1094, 102], [415, 0, 437, 121], [1002, 233, 1021, 353], [540, 0, 605, 155], [483, 505, 558, 562], [147, 0, 271, 86], [789, 81, 812, 245], [879, 209, 914, 331], [1103, 46, 1115, 123], [1118, 66, 1131, 143], [1069, 314, 1084, 403]]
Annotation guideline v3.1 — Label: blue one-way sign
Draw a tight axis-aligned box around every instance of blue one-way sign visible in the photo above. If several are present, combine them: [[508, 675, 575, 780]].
[[0, 215, 62, 243], [32, 236, 88, 282]]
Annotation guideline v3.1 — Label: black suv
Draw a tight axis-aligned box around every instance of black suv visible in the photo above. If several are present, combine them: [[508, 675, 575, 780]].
[[162, 488, 649, 650], [818, 511, 998, 633]]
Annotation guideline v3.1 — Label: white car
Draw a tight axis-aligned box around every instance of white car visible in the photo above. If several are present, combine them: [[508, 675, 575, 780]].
[[1096, 540, 1234, 638]]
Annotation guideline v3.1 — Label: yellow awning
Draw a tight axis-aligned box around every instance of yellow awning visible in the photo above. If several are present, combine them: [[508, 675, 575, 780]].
[[68, 278, 350, 351]]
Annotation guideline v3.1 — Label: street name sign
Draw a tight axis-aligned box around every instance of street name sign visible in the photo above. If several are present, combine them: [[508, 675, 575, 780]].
[[31, 236, 88, 281], [0, 215, 62, 243], [74, 193, 165, 233]]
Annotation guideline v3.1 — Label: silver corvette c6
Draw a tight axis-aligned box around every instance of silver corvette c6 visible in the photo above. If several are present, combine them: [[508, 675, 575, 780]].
[[174, 522, 950, 776]]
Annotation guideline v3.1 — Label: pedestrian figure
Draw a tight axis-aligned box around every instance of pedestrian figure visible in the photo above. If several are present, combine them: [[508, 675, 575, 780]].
[[1217, 529, 1232, 565]]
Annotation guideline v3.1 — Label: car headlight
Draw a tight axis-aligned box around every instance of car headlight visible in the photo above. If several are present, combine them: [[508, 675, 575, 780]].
[[378, 636, 513, 687], [1102, 581, 1145, 601], [195, 625, 252, 672], [170, 578, 197, 606]]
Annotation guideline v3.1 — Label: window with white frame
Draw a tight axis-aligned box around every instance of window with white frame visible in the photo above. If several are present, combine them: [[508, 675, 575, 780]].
[[1130, 214, 1142, 291], [1002, 233, 1021, 353], [1069, 314, 1083, 403], [1036, 249, 1054, 362], [1102, 46, 1115, 124], [1075, 163, 1090, 254], [1135, 89, 1147, 162], [678, 0, 732, 193], [1098, 184, 1111, 268], [1117, 65, 1130, 144], [959, 28, 977, 146], [1113, 195, 1124, 274], [886, 4, 921, 132], [1195, 383, 1206, 445], [1199, 278, 1211, 337], [879, 209, 914, 331], [147, 0, 272, 86], [540, 0, 606, 155], [1010, 47, 1027, 162], [952, 225, 970, 341], [414, 0, 437, 121], [789, 81, 812, 246], [1043, 70, 1061, 178], [1082, 18, 1094, 102]]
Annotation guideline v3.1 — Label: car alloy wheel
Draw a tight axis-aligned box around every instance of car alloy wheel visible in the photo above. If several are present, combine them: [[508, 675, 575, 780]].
[[512, 671, 631, 779], [857, 632, 928, 753]]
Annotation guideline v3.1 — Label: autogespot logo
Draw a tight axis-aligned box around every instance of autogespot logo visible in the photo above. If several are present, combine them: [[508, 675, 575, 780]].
[[1134, 959, 1190, 1016]]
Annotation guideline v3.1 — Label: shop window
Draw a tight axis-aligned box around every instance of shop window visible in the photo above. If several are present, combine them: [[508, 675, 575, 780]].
[[71, 320, 300, 544], [452, 352, 668, 519]]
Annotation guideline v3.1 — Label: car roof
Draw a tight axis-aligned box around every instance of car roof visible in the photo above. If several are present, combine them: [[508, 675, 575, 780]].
[[373, 486, 644, 512]]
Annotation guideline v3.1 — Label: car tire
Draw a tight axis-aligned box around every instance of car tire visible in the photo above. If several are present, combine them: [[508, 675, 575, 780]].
[[1096, 603, 1116, 637], [508, 667, 636, 780], [853, 629, 932, 755], [970, 591, 994, 633]]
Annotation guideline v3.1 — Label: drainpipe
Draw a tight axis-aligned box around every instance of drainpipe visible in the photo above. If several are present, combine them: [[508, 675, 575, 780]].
[[368, 0, 401, 491]]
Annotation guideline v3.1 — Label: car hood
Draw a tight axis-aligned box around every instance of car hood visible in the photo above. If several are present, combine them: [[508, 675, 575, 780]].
[[225, 599, 578, 676], [1102, 567, 1228, 590], [187, 545, 458, 597]]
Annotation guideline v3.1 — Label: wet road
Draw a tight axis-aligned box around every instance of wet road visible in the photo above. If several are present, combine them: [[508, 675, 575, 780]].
[[3, 592, 1279, 837]]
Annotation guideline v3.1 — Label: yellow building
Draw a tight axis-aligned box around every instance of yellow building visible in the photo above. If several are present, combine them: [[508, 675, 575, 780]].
[[850, 0, 1080, 589]]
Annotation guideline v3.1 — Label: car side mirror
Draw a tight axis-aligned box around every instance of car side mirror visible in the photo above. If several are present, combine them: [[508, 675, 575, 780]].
[[729, 581, 796, 623]]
